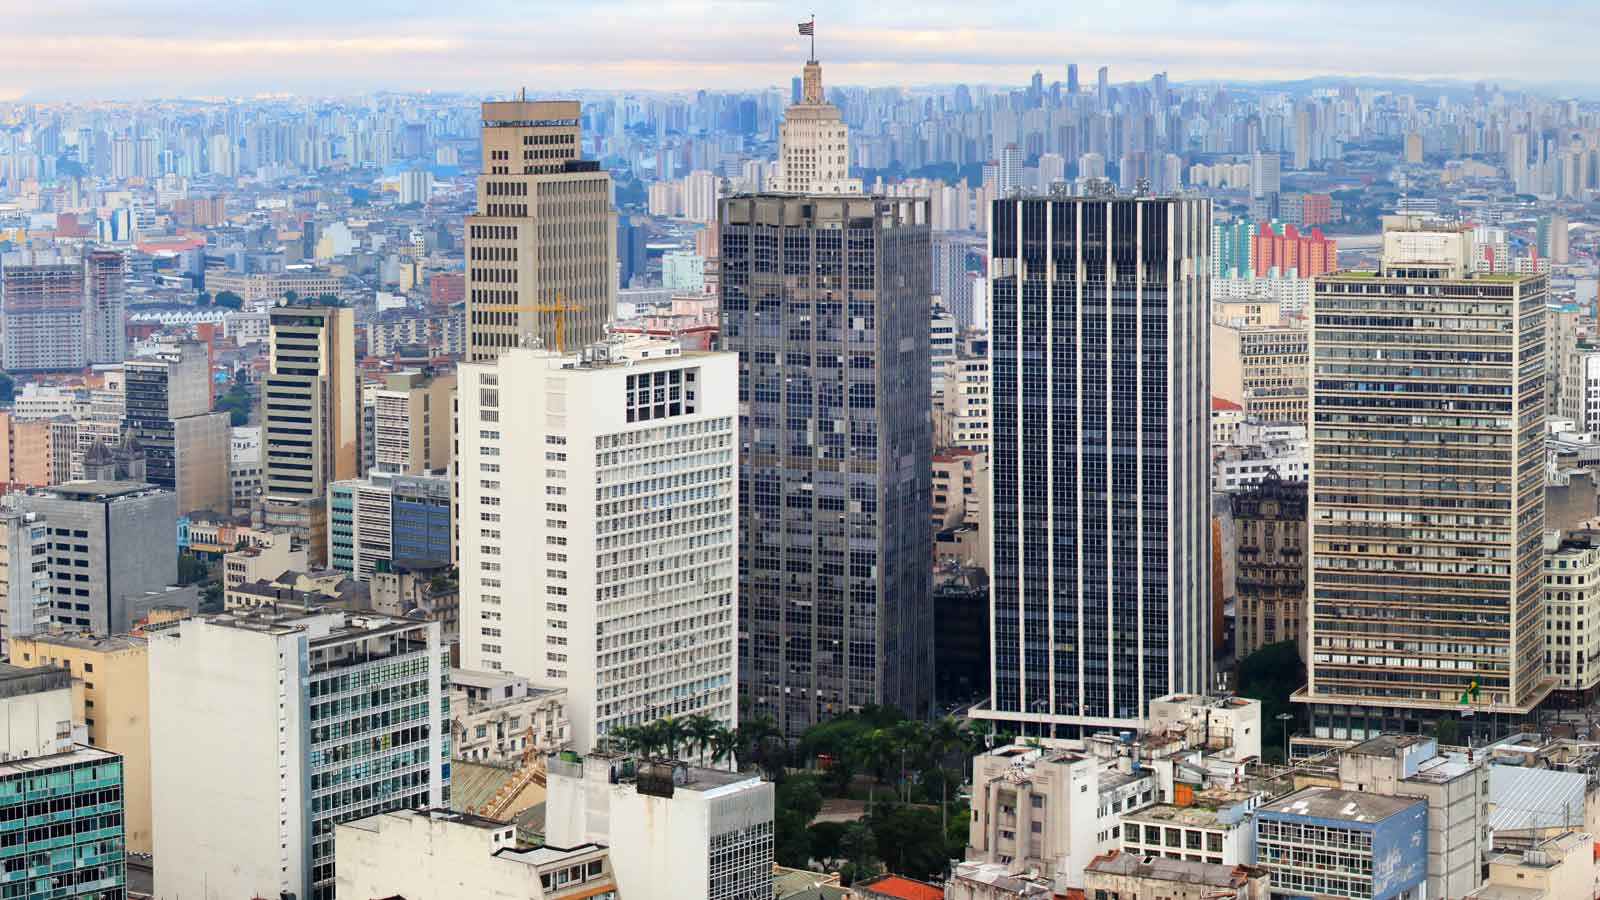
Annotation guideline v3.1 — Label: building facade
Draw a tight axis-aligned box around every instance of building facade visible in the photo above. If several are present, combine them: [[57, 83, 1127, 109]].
[[456, 339, 738, 753], [775, 58, 859, 194], [719, 194, 934, 735], [0, 508, 49, 655], [1298, 224, 1552, 739], [1544, 530, 1600, 699], [149, 610, 449, 900], [1, 261, 86, 371], [84, 249, 127, 365], [124, 341, 230, 514], [1233, 476, 1308, 658], [979, 195, 1211, 733], [16, 481, 177, 635], [465, 100, 616, 360]]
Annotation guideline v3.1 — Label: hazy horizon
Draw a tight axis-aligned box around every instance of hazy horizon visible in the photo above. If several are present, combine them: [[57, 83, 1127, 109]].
[[7, 0, 1600, 101]]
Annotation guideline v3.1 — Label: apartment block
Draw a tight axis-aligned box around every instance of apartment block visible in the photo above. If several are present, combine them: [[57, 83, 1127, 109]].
[[0, 508, 49, 654], [1232, 477, 1308, 659], [1, 261, 86, 371], [149, 610, 449, 900], [368, 369, 454, 475], [1544, 530, 1600, 699], [329, 471, 451, 580], [124, 341, 230, 514], [455, 337, 738, 753]]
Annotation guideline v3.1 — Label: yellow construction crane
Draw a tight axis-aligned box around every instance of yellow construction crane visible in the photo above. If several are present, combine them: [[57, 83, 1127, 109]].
[[504, 291, 582, 353]]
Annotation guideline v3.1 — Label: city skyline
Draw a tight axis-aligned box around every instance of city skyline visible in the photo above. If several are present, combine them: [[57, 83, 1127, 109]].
[[9, 0, 1600, 100]]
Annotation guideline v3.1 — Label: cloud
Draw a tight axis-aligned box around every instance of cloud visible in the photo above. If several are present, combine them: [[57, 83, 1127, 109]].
[[5, 0, 1600, 98]]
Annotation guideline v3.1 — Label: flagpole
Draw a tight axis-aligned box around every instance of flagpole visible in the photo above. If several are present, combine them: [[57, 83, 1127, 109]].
[[810, 14, 816, 62]]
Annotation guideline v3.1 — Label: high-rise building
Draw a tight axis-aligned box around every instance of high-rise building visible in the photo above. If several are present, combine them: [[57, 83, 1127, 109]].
[[16, 480, 177, 635], [124, 341, 231, 514], [455, 337, 739, 753], [974, 195, 1212, 732], [1249, 151, 1281, 198], [150, 610, 449, 900], [1296, 221, 1552, 746], [1067, 63, 1080, 95], [719, 194, 934, 736], [84, 249, 126, 364], [261, 304, 358, 564], [368, 369, 454, 475], [465, 100, 616, 361], [775, 57, 861, 194], [0, 260, 86, 372], [997, 143, 1023, 195], [1233, 476, 1308, 659]]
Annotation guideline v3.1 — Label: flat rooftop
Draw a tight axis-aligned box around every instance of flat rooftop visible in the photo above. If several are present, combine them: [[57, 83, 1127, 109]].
[[1347, 734, 1432, 758], [1085, 851, 1255, 887], [44, 480, 161, 501], [1260, 786, 1421, 823], [18, 632, 146, 653], [0, 745, 117, 778]]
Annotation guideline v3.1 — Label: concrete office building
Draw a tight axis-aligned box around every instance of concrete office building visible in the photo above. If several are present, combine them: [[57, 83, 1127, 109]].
[[465, 99, 616, 360], [1211, 324, 1309, 426], [369, 369, 454, 475], [149, 610, 448, 900], [976, 195, 1211, 734], [337, 809, 618, 900], [124, 341, 230, 514], [719, 194, 933, 736], [775, 56, 861, 194], [11, 632, 153, 855], [1253, 787, 1426, 900], [16, 481, 177, 635], [456, 337, 738, 753], [1, 261, 86, 371], [261, 304, 358, 566], [1296, 221, 1554, 739], [329, 471, 452, 580], [0, 508, 49, 655], [546, 752, 773, 900]]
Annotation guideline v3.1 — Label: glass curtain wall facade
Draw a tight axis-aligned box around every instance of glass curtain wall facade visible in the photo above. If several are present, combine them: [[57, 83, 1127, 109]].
[[981, 195, 1211, 732], [719, 194, 933, 737]]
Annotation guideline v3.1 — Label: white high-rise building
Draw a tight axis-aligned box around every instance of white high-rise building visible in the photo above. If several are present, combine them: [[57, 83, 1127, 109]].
[[682, 169, 719, 223], [455, 336, 739, 753], [775, 56, 861, 194]]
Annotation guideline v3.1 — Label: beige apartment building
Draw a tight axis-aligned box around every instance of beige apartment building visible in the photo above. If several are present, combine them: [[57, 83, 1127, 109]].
[[368, 369, 454, 474], [1211, 323, 1309, 426], [1297, 221, 1553, 742], [465, 99, 616, 360], [0, 412, 55, 486], [1232, 477, 1308, 659], [1544, 530, 1600, 700], [11, 631, 153, 854]]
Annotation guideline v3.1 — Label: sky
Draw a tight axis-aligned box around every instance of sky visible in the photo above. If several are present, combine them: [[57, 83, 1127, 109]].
[[5, 0, 1599, 101]]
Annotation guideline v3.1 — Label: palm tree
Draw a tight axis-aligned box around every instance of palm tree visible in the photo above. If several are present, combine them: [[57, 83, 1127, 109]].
[[852, 728, 897, 808], [735, 716, 780, 773], [709, 725, 739, 768], [660, 716, 688, 760], [686, 715, 720, 763], [608, 725, 639, 754], [635, 720, 666, 758]]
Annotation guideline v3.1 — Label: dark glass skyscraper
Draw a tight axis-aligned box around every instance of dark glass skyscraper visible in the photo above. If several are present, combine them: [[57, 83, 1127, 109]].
[[976, 195, 1211, 733], [719, 194, 933, 737]]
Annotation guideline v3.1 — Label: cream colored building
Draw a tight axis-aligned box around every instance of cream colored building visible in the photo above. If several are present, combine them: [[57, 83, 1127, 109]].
[[1466, 831, 1597, 900], [1212, 323, 1309, 426], [465, 99, 616, 361], [204, 269, 345, 305], [449, 668, 571, 764], [940, 356, 990, 451], [0, 508, 49, 654], [775, 58, 861, 194], [369, 369, 454, 474], [1544, 530, 1600, 697], [10, 631, 152, 854], [455, 337, 738, 753], [222, 529, 307, 590], [1212, 297, 1281, 328], [337, 808, 618, 900]]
